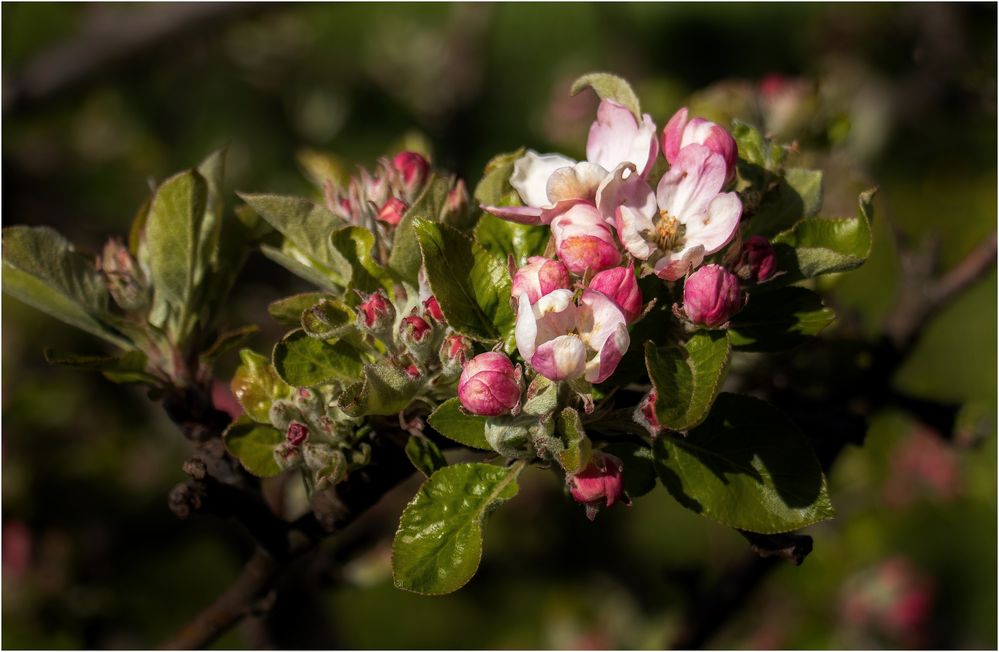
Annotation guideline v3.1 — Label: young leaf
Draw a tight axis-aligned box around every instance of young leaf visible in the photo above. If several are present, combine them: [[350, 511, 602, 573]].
[[329, 226, 392, 295], [653, 393, 835, 534], [772, 188, 875, 281], [272, 329, 364, 388], [473, 148, 526, 208], [2, 226, 128, 348], [259, 243, 343, 293], [301, 298, 355, 340], [223, 417, 284, 478], [570, 72, 642, 121], [644, 331, 731, 432], [231, 349, 293, 422], [44, 349, 160, 386], [405, 436, 448, 478], [427, 398, 491, 450], [728, 287, 835, 352], [555, 407, 592, 474], [389, 175, 453, 284], [414, 220, 515, 347], [268, 292, 330, 326], [194, 147, 228, 284], [474, 214, 550, 267], [337, 361, 421, 417], [392, 462, 523, 595]]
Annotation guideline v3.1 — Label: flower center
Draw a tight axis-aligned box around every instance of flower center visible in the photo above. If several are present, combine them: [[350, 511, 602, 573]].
[[655, 211, 685, 251]]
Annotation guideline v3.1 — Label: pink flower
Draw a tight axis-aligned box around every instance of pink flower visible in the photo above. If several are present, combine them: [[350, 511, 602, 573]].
[[587, 263, 642, 323], [423, 295, 445, 323], [735, 235, 777, 283], [458, 352, 523, 416], [377, 197, 408, 226], [550, 203, 621, 275], [392, 151, 430, 200], [662, 107, 738, 184], [511, 256, 571, 305], [612, 145, 742, 281], [356, 290, 396, 333], [587, 100, 658, 179], [515, 289, 629, 383], [568, 451, 626, 520], [682, 264, 744, 328]]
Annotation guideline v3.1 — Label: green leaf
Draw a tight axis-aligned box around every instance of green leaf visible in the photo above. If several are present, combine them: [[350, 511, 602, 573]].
[[744, 168, 823, 238], [732, 121, 786, 172], [474, 214, 550, 267], [145, 170, 208, 337], [231, 349, 293, 423], [473, 148, 526, 208], [43, 349, 160, 386], [427, 398, 491, 450], [570, 72, 641, 121], [329, 226, 392, 294], [272, 329, 364, 388], [194, 147, 227, 284], [2, 226, 127, 347], [223, 417, 284, 478], [301, 298, 355, 340], [602, 443, 656, 499], [414, 220, 515, 347], [268, 292, 329, 326], [728, 287, 835, 352], [259, 243, 342, 293], [773, 188, 875, 281], [653, 393, 835, 534], [389, 175, 453, 284], [555, 407, 592, 474], [392, 462, 523, 595], [337, 361, 421, 416], [405, 436, 448, 478], [240, 193, 350, 284], [644, 331, 731, 432]]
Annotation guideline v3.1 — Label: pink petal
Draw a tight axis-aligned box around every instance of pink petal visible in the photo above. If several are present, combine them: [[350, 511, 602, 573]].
[[586, 100, 659, 177], [532, 288, 577, 343], [532, 335, 587, 381], [585, 322, 630, 384], [481, 204, 545, 225], [656, 145, 727, 220], [578, 289, 628, 352], [685, 192, 742, 255], [653, 245, 706, 281], [662, 107, 689, 165]]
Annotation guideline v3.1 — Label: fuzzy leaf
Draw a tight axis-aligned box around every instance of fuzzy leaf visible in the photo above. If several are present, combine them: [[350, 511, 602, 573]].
[[301, 298, 355, 340], [337, 361, 421, 417], [474, 214, 550, 268], [259, 243, 342, 293], [645, 331, 731, 432], [728, 287, 835, 352], [570, 72, 642, 121], [389, 175, 453, 284], [44, 349, 160, 386], [392, 462, 522, 595], [272, 329, 364, 388], [329, 226, 392, 295], [231, 349, 293, 423], [555, 407, 592, 474], [653, 393, 835, 534], [427, 398, 491, 450], [268, 292, 329, 326], [224, 417, 284, 478], [405, 436, 448, 478]]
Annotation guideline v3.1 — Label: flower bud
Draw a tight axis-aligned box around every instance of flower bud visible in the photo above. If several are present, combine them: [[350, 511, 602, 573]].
[[356, 290, 396, 337], [634, 388, 661, 436], [268, 399, 301, 432], [392, 151, 430, 200], [568, 451, 626, 520], [286, 421, 310, 447], [274, 441, 303, 470], [682, 264, 745, 328], [400, 314, 435, 362], [550, 203, 621, 275], [404, 363, 422, 380], [441, 178, 470, 224], [377, 197, 408, 226], [458, 352, 523, 416], [511, 256, 570, 305], [587, 263, 642, 323], [662, 107, 738, 184], [735, 235, 777, 283], [98, 238, 148, 311], [438, 332, 473, 378], [423, 295, 445, 323]]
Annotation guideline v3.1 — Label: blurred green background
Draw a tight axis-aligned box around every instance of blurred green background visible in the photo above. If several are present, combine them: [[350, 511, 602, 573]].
[[2, 3, 995, 648]]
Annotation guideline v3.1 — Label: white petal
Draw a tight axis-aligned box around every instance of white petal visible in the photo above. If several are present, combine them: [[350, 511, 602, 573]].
[[509, 150, 576, 208], [515, 293, 539, 361], [685, 192, 742, 254], [546, 161, 608, 204]]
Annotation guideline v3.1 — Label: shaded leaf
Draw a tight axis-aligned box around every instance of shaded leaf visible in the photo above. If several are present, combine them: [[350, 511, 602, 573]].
[[329, 225, 392, 295], [474, 213, 550, 267], [44, 349, 160, 386], [259, 243, 342, 293], [301, 298, 355, 340], [405, 436, 448, 478], [272, 329, 364, 388], [223, 417, 284, 478], [602, 442, 657, 498], [743, 168, 823, 238], [389, 175, 452, 284], [200, 325, 259, 366], [555, 407, 592, 474], [427, 398, 491, 450], [473, 148, 526, 208], [644, 331, 730, 432], [230, 349, 293, 423], [729, 287, 835, 352]]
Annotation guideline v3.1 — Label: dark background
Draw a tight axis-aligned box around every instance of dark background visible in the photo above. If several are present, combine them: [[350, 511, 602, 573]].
[[3, 3, 996, 648]]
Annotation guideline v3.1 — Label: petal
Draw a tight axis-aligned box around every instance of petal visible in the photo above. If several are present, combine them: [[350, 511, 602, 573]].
[[481, 204, 545, 225], [533, 288, 577, 343], [586, 100, 659, 177], [578, 289, 628, 352], [595, 162, 656, 226], [547, 161, 608, 204], [532, 335, 587, 381], [510, 150, 576, 208], [515, 293, 539, 361], [661, 107, 689, 165], [656, 145, 727, 219], [686, 192, 742, 254], [653, 245, 705, 281], [585, 322, 630, 383]]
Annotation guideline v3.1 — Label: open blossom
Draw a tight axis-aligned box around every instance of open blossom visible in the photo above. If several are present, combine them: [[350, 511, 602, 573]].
[[550, 204, 621, 275], [511, 256, 570, 305], [682, 264, 745, 327], [482, 99, 657, 225], [458, 352, 523, 416], [568, 451, 626, 520], [516, 289, 629, 383], [611, 145, 742, 280], [662, 107, 738, 184], [587, 263, 642, 323]]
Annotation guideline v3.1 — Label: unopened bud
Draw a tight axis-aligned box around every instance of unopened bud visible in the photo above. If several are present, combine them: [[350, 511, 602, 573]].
[[735, 235, 777, 283], [550, 204, 621, 275], [423, 295, 445, 323], [588, 263, 643, 323], [568, 451, 626, 520], [682, 264, 745, 328], [377, 197, 408, 226], [441, 178, 470, 224], [356, 290, 396, 338], [458, 352, 523, 417], [286, 421, 310, 446], [274, 442, 303, 470], [269, 400, 301, 432], [400, 314, 434, 361], [634, 388, 661, 436], [438, 332, 473, 378], [392, 151, 430, 200], [98, 238, 148, 311], [511, 256, 570, 305]]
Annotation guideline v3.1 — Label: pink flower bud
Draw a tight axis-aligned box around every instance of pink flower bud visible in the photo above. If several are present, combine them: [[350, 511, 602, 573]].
[[357, 289, 395, 329], [511, 256, 570, 305], [400, 314, 433, 345], [663, 107, 738, 184], [634, 388, 661, 436], [405, 363, 422, 380], [568, 451, 626, 520], [423, 295, 445, 323], [736, 235, 777, 283], [98, 238, 148, 310], [682, 264, 745, 328], [439, 332, 473, 377], [587, 263, 642, 323], [286, 421, 310, 446], [392, 151, 430, 199], [377, 197, 408, 226], [550, 203, 621, 275], [442, 178, 469, 222], [458, 352, 523, 416]]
